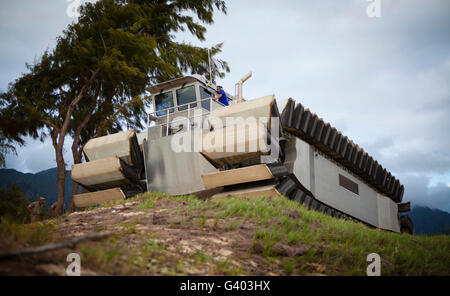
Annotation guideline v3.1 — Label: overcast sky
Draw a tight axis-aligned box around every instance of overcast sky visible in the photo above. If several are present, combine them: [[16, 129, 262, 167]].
[[1, 0, 449, 212]]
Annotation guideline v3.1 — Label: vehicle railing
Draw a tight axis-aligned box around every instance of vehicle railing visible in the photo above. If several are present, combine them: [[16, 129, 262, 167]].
[[147, 97, 225, 136]]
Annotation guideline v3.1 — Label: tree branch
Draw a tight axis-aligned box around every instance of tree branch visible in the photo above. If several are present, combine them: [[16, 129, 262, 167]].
[[0, 231, 112, 260], [94, 95, 141, 138], [71, 97, 97, 157], [41, 119, 60, 132], [60, 67, 101, 140]]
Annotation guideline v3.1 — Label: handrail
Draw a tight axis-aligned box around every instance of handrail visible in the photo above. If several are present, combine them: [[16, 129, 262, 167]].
[[147, 97, 225, 135], [150, 96, 224, 117]]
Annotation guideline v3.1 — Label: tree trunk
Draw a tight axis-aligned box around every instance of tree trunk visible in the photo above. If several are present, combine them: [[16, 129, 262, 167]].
[[47, 67, 101, 216], [68, 148, 83, 213], [51, 132, 66, 216], [68, 184, 78, 213]]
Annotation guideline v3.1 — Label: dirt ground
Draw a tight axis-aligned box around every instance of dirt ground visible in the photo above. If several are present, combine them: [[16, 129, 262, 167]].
[[0, 197, 306, 275]]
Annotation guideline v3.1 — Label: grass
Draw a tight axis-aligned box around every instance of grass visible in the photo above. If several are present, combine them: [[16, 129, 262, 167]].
[[1, 191, 449, 276], [80, 242, 126, 270], [214, 259, 243, 276], [136, 199, 157, 210], [0, 217, 56, 250], [147, 193, 450, 275]]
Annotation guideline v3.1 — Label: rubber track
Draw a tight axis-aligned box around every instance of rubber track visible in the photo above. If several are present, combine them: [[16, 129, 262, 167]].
[[280, 98, 404, 203], [399, 215, 415, 235]]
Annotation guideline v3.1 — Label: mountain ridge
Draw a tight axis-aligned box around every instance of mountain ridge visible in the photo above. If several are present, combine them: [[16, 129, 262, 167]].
[[0, 167, 73, 209]]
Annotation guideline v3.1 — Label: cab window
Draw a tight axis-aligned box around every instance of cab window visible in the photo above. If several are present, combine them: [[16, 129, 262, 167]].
[[176, 85, 197, 111], [199, 86, 214, 111], [155, 91, 174, 116]]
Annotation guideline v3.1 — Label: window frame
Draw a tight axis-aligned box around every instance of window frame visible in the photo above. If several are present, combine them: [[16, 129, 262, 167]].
[[175, 84, 198, 111], [199, 85, 216, 111], [152, 81, 226, 117], [154, 90, 176, 116]]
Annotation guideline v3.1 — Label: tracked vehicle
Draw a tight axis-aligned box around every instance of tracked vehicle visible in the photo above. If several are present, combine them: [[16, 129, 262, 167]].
[[71, 74, 414, 234]]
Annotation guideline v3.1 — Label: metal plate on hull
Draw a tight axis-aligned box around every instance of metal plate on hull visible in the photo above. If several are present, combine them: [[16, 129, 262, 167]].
[[145, 131, 218, 195]]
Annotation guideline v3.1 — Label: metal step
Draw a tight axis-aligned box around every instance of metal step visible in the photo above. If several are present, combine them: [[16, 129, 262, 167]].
[[71, 156, 140, 191], [73, 187, 126, 208], [201, 164, 275, 189]]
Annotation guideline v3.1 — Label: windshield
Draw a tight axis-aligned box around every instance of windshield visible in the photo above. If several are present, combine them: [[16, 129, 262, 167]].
[[155, 91, 175, 116], [176, 85, 197, 111]]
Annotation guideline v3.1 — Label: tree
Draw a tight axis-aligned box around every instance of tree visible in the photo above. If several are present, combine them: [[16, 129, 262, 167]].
[[0, 0, 229, 216], [0, 92, 19, 169], [0, 133, 17, 168], [0, 183, 30, 223]]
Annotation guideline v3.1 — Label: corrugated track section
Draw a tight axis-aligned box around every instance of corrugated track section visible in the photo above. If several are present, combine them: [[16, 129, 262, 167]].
[[280, 98, 404, 203]]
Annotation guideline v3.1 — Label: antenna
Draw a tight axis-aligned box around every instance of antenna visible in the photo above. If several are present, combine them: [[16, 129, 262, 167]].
[[208, 49, 212, 83]]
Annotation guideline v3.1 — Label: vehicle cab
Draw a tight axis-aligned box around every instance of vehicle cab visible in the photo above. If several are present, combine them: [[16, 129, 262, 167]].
[[146, 75, 234, 138]]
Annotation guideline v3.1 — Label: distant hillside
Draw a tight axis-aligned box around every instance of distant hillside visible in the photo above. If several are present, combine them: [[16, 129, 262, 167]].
[[0, 168, 74, 209], [408, 206, 450, 235]]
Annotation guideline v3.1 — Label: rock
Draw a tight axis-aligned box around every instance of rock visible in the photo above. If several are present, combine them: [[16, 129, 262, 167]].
[[136, 224, 149, 231], [35, 264, 65, 276], [252, 241, 265, 254], [81, 269, 98, 276], [248, 260, 258, 268], [218, 249, 233, 257], [271, 243, 310, 257], [120, 211, 143, 218], [204, 219, 216, 228], [186, 267, 204, 275], [271, 243, 290, 256], [167, 216, 182, 225], [291, 244, 310, 256], [125, 201, 139, 207]]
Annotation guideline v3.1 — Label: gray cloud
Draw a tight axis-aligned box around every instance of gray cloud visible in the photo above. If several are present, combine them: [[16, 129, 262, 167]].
[[5, 136, 74, 173], [402, 174, 450, 212], [0, 1, 75, 91], [1, 0, 449, 211]]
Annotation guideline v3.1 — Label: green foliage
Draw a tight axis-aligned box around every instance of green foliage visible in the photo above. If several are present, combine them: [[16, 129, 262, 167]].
[[0, 219, 54, 250], [135, 199, 156, 210], [0, 183, 30, 223], [80, 242, 126, 269], [0, 132, 17, 168]]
